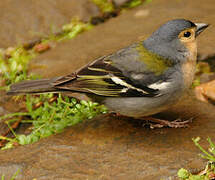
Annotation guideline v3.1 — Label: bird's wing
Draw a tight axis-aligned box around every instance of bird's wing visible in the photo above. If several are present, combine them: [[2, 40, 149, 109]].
[[52, 56, 161, 97]]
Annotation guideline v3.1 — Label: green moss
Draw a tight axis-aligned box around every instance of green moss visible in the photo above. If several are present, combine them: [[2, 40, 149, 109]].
[[192, 62, 212, 88], [0, 18, 92, 90], [0, 47, 38, 90], [0, 18, 102, 150], [0, 94, 107, 149], [136, 43, 173, 75], [121, 0, 152, 9], [91, 0, 114, 13], [0, 18, 105, 149], [178, 168, 190, 179], [192, 77, 201, 88], [123, 0, 143, 8], [0, 4, 146, 150], [178, 168, 208, 180], [178, 137, 215, 179], [178, 168, 211, 180], [60, 18, 93, 41]]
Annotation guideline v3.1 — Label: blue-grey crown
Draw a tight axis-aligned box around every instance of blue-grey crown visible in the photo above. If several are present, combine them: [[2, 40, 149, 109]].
[[149, 19, 196, 42], [143, 19, 196, 63]]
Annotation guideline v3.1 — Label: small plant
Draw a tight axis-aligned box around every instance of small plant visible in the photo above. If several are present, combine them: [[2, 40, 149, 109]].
[[192, 62, 212, 88], [91, 0, 114, 13], [0, 18, 99, 150], [0, 94, 107, 149], [178, 137, 215, 180], [1, 169, 20, 180], [58, 18, 93, 41], [0, 47, 37, 89], [0, 2, 146, 150], [193, 137, 215, 162], [0, 16, 107, 150], [123, 0, 143, 8], [0, 18, 93, 90]]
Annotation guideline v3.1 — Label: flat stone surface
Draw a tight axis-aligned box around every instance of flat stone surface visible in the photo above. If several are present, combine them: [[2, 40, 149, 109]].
[[0, 94, 214, 179], [30, 0, 215, 78], [0, 0, 99, 48]]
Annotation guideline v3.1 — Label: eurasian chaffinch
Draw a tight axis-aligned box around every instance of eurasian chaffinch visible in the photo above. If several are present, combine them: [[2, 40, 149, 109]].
[[7, 19, 209, 128]]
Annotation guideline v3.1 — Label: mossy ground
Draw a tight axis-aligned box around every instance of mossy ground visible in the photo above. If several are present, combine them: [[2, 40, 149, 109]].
[[178, 138, 215, 180], [0, 0, 146, 149]]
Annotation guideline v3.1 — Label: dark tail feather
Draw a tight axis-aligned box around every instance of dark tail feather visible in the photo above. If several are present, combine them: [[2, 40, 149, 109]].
[[7, 78, 59, 95]]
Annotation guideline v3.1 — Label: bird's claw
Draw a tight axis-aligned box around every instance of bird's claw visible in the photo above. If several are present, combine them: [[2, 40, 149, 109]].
[[164, 118, 193, 128], [143, 117, 193, 129]]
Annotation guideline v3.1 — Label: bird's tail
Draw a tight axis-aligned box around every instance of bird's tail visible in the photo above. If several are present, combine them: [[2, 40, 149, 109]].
[[7, 78, 59, 95]]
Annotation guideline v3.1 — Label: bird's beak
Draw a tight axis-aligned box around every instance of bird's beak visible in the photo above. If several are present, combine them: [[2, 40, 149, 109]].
[[195, 23, 209, 36]]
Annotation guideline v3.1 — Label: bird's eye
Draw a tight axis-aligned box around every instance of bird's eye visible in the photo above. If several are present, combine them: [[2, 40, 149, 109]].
[[183, 31, 191, 38], [178, 28, 195, 41]]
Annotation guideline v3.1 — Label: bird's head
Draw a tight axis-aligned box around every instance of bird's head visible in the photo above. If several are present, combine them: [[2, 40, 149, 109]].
[[143, 19, 209, 63]]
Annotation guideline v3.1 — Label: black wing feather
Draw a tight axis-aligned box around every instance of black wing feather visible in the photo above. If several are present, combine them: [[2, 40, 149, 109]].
[[52, 57, 160, 97]]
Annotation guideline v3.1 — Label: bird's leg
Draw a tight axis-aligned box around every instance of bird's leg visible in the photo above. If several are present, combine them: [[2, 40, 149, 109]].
[[107, 111, 121, 117], [142, 117, 193, 129], [104, 111, 124, 120]]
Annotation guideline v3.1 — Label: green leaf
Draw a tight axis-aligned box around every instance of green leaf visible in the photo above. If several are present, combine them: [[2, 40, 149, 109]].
[[178, 168, 190, 179]]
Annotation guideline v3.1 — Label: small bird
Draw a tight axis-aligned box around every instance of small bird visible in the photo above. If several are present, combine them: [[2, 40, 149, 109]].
[[7, 19, 209, 128]]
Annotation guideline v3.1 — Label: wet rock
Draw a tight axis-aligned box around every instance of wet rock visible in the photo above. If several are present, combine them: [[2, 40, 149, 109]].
[[0, 0, 100, 48], [0, 164, 23, 179], [0, 94, 214, 179], [199, 73, 215, 84], [0, 107, 5, 115], [195, 61, 215, 84], [0, 106, 9, 135], [30, 0, 215, 78], [80, 0, 101, 22], [134, 9, 150, 18], [195, 80, 215, 103], [0, 90, 25, 135]]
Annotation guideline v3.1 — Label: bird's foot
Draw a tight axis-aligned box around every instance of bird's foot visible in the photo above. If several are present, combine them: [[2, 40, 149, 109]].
[[142, 117, 193, 129]]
